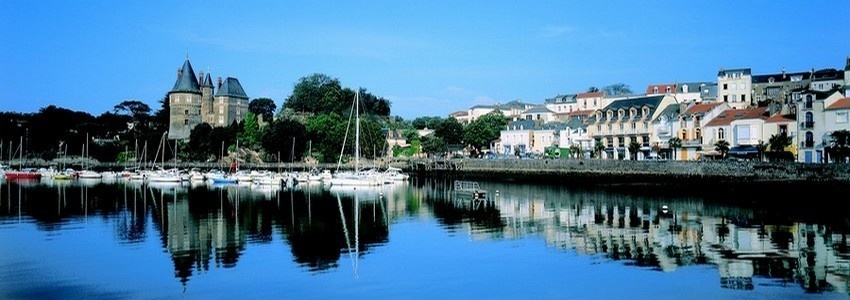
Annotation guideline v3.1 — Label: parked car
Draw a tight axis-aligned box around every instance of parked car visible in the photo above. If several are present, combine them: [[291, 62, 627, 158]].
[[644, 155, 667, 161]]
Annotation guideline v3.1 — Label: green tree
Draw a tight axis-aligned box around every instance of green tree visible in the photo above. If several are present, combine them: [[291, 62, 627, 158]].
[[261, 118, 307, 163], [594, 140, 605, 159], [828, 129, 850, 163], [305, 113, 347, 163], [237, 112, 262, 149], [113, 100, 151, 120], [187, 123, 213, 161], [249, 98, 277, 122], [755, 140, 768, 162], [570, 144, 583, 159], [668, 137, 682, 161], [435, 117, 464, 145], [420, 136, 448, 157], [602, 83, 633, 96], [463, 111, 507, 153], [768, 133, 793, 162], [587, 86, 599, 93], [628, 141, 641, 160], [714, 140, 730, 159], [412, 116, 444, 130], [403, 128, 420, 143], [283, 73, 343, 115]]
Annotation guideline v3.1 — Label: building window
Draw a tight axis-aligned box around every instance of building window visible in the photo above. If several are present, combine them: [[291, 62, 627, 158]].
[[724, 95, 728, 102], [183, 119, 189, 125], [718, 128, 725, 140], [741, 94, 746, 102], [607, 124, 612, 132], [653, 87, 659, 94], [184, 109, 188, 115], [631, 123, 636, 130], [618, 137, 624, 146], [740, 83, 745, 90], [837, 112, 849, 123], [619, 124, 624, 131], [723, 84, 728, 90], [732, 94, 737, 102], [597, 125, 601, 132], [805, 95, 813, 109], [665, 86, 671, 93]]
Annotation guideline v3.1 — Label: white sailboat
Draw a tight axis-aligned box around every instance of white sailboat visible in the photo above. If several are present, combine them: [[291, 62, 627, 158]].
[[328, 90, 382, 187]]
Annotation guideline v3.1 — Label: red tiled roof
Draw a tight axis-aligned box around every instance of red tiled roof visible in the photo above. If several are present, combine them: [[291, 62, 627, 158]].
[[577, 92, 604, 98], [683, 102, 723, 115], [646, 84, 676, 94], [765, 114, 796, 123], [704, 107, 768, 127], [826, 98, 850, 110]]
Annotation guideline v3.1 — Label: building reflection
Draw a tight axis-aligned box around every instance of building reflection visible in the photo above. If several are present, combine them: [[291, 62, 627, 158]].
[[2, 178, 849, 293]]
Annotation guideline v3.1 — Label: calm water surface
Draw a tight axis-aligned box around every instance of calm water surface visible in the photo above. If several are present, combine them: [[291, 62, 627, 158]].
[[1, 176, 849, 299]]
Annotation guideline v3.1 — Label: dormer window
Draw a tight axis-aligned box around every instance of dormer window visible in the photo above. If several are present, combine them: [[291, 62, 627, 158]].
[[629, 108, 636, 119], [653, 87, 659, 94], [618, 109, 624, 120], [606, 111, 613, 121], [665, 86, 671, 93]]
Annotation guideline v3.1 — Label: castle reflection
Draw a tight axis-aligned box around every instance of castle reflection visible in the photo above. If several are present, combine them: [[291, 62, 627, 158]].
[[1, 177, 848, 293]]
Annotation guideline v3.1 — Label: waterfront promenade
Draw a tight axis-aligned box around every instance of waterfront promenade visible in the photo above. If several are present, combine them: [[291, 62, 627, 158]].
[[5, 157, 850, 186]]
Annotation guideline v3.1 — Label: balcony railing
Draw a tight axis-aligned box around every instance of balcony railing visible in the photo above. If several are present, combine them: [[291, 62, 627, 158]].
[[802, 140, 814, 148], [801, 121, 814, 129]]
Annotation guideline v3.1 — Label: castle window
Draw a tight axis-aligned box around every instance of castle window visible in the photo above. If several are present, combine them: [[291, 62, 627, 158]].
[[184, 109, 188, 115], [184, 119, 188, 125]]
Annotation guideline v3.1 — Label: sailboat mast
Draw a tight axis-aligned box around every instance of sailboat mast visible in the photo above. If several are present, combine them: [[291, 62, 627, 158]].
[[355, 91, 360, 172]]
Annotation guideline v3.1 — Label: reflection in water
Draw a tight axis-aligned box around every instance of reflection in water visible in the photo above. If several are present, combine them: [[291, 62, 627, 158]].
[[1, 177, 849, 296]]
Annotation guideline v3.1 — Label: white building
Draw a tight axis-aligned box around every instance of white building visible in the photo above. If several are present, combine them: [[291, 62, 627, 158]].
[[717, 68, 752, 109]]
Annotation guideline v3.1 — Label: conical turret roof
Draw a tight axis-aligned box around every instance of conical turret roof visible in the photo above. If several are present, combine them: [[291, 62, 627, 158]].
[[215, 77, 248, 99], [203, 73, 214, 88], [170, 59, 201, 94]]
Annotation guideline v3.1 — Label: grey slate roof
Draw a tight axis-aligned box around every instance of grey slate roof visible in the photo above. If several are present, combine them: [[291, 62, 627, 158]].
[[535, 122, 565, 131], [564, 117, 585, 129], [677, 82, 712, 93], [215, 77, 248, 99], [718, 68, 751, 77], [523, 105, 554, 114], [505, 120, 535, 131], [544, 94, 577, 104], [203, 73, 214, 88], [653, 104, 680, 124], [752, 71, 811, 83], [595, 95, 665, 123], [170, 59, 201, 94]]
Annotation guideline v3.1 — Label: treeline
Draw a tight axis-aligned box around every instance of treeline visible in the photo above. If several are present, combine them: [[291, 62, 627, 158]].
[[0, 72, 510, 166]]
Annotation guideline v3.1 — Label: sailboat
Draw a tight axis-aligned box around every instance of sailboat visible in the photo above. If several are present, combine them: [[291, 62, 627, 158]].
[[4, 136, 42, 180], [77, 133, 103, 179], [327, 90, 382, 187]]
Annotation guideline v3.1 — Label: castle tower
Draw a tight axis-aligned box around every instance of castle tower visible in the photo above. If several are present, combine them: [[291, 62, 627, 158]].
[[167, 59, 202, 140], [214, 77, 249, 126], [201, 72, 215, 123]]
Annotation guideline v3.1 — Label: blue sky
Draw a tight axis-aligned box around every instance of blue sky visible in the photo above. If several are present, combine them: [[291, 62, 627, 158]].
[[2, 1, 849, 120]]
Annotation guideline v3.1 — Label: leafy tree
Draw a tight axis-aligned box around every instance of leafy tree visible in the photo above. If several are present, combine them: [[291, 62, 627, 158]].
[[420, 136, 448, 157], [187, 123, 213, 161], [435, 117, 464, 145], [113, 100, 151, 120], [602, 83, 633, 96], [668, 137, 682, 161], [570, 144, 583, 159], [768, 133, 793, 162], [412, 116, 443, 130], [594, 140, 605, 159], [403, 128, 420, 143], [209, 126, 236, 160], [249, 98, 277, 123], [463, 111, 507, 153], [261, 118, 307, 163], [587, 86, 599, 93], [237, 112, 262, 149], [628, 141, 641, 160], [283, 73, 343, 115], [755, 140, 767, 162], [714, 140, 730, 159], [305, 113, 347, 163], [828, 129, 850, 163]]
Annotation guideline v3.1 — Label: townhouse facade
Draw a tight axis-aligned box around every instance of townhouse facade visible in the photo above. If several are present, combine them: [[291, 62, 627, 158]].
[[450, 56, 850, 163]]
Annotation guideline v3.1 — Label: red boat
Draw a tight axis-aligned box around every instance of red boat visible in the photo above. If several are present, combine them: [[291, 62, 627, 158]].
[[4, 169, 42, 180]]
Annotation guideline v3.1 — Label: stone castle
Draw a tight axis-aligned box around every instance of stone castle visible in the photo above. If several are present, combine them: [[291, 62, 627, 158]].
[[167, 58, 249, 140]]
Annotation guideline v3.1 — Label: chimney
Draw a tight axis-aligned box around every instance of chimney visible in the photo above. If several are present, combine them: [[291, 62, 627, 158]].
[[199, 71, 205, 84], [782, 67, 786, 79], [217, 77, 223, 89]]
